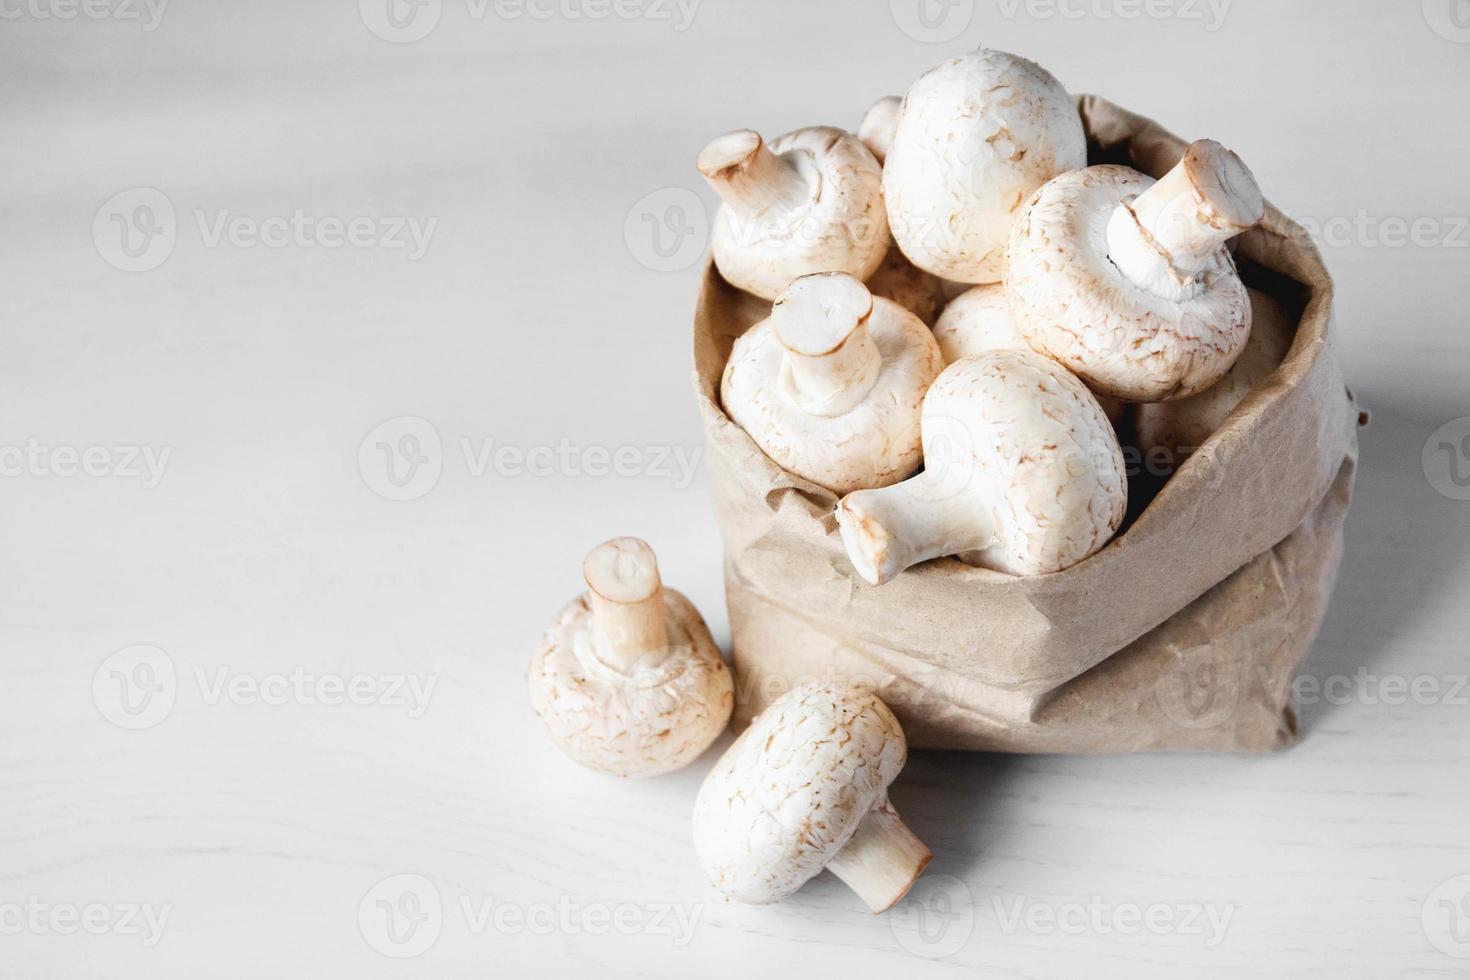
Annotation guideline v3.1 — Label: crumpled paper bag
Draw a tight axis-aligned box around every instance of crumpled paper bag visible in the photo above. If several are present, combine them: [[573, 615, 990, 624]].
[[691, 96, 1362, 753]]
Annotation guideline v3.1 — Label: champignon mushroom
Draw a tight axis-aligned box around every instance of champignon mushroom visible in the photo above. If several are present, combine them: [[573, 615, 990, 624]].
[[857, 95, 902, 164], [866, 246, 947, 327], [1135, 288, 1294, 466], [691, 682, 931, 913], [721, 272, 944, 495], [528, 537, 733, 778], [836, 349, 1127, 585], [698, 127, 889, 301], [884, 48, 1087, 285], [931, 283, 1017, 365], [933, 284, 1125, 421], [1007, 140, 1267, 402]]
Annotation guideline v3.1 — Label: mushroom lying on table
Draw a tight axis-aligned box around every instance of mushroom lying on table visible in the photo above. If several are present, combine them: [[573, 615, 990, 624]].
[[1007, 139, 1267, 402], [884, 47, 1087, 285], [698, 127, 889, 301], [528, 538, 733, 778], [692, 682, 931, 913], [721, 272, 944, 495], [836, 349, 1127, 586]]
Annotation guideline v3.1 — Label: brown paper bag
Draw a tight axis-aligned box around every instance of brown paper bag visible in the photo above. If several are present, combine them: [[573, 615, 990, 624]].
[[691, 96, 1362, 754]]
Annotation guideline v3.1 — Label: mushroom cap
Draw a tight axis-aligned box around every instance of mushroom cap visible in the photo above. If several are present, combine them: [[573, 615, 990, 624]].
[[1135, 288, 1294, 463], [1007, 165, 1253, 402], [925, 350, 1127, 576], [857, 95, 902, 164], [528, 589, 733, 778], [708, 127, 888, 301], [692, 683, 907, 905], [720, 291, 944, 495], [933, 284, 1127, 423], [884, 48, 1087, 284], [865, 246, 947, 327], [931, 283, 1019, 364]]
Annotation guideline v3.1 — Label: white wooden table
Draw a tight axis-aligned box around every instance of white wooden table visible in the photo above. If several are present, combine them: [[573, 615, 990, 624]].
[[3, 1, 1468, 976]]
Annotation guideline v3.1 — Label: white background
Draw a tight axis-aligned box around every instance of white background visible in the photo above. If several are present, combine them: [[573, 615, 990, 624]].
[[3, 0, 1469, 976]]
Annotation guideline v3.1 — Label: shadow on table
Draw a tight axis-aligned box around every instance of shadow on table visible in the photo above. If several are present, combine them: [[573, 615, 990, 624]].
[[1296, 386, 1470, 731]]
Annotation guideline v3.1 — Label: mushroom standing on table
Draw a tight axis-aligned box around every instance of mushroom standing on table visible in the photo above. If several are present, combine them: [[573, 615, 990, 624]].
[[1007, 139, 1267, 402], [698, 127, 889, 301], [721, 272, 944, 495], [528, 538, 733, 778], [836, 349, 1127, 585], [884, 47, 1087, 285], [692, 682, 931, 913]]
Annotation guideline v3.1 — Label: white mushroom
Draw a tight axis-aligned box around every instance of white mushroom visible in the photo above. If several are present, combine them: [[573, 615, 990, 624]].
[[721, 272, 944, 495], [528, 538, 733, 778], [857, 95, 902, 164], [1135, 288, 1294, 466], [933, 284, 1126, 422], [931, 283, 1018, 365], [883, 47, 1087, 285], [698, 127, 889, 301], [865, 246, 947, 327], [836, 349, 1127, 585], [692, 682, 931, 913], [1007, 140, 1267, 402]]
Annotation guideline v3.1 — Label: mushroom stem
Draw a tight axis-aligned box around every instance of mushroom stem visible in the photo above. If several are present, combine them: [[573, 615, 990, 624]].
[[837, 472, 997, 586], [773, 273, 883, 418], [582, 538, 671, 673], [827, 800, 933, 913], [1105, 139, 1265, 300], [698, 130, 812, 214]]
